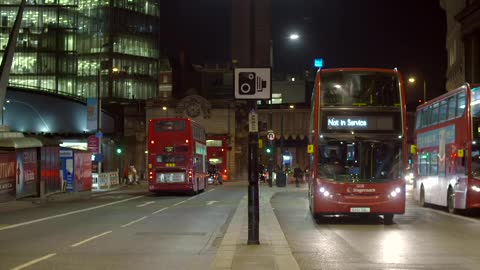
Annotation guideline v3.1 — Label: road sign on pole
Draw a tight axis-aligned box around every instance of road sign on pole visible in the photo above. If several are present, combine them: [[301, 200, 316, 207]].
[[234, 68, 272, 100], [267, 130, 275, 141], [248, 111, 259, 132]]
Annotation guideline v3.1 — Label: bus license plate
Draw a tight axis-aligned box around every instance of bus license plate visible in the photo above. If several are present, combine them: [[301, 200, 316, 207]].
[[350, 207, 370, 213]]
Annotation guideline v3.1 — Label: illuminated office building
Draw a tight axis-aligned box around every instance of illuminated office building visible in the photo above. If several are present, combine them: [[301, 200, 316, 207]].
[[0, 0, 160, 100]]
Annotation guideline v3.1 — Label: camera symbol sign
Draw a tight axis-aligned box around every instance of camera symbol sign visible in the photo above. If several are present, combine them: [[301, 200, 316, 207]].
[[234, 67, 272, 100]]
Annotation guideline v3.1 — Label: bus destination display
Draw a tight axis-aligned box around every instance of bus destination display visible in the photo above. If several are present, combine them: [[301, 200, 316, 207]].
[[326, 116, 393, 130]]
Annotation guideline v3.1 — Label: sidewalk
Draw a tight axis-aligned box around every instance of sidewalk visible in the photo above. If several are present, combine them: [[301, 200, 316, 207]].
[[210, 183, 306, 270]]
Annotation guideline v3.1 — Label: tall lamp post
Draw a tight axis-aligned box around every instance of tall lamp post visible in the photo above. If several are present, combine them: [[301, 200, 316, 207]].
[[408, 77, 427, 102]]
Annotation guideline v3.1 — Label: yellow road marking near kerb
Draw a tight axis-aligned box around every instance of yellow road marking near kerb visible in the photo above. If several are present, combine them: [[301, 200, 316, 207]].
[[121, 216, 148, 228], [10, 253, 56, 270], [71, 231, 113, 247], [0, 196, 144, 232]]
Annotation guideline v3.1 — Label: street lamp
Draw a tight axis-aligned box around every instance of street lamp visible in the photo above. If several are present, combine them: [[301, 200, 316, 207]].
[[289, 33, 300, 40], [408, 76, 427, 102]]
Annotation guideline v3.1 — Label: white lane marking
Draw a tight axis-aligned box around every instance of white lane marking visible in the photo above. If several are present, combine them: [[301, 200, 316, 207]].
[[121, 216, 148, 228], [10, 253, 57, 270], [0, 196, 144, 232], [173, 200, 187, 206], [152, 207, 169, 215], [136, 201, 155, 207], [71, 231, 113, 247], [206, 200, 219, 206], [207, 188, 216, 192], [186, 196, 196, 201], [424, 208, 480, 223]]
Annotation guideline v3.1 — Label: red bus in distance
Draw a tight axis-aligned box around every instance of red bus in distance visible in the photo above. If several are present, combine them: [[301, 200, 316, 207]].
[[206, 135, 229, 181], [413, 83, 480, 213], [308, 68, 407, 224], [147, 118, 207, 194]]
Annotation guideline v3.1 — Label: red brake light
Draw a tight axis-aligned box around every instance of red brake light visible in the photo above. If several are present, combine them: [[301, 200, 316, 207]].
[[224, 169, 227, 173], [150, 140, 155, 144], [185, 139, 189, 143], [221, 148, 224, 152]]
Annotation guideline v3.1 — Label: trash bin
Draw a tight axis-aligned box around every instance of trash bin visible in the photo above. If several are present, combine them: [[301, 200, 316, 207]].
[[276, 171, 287, 187]]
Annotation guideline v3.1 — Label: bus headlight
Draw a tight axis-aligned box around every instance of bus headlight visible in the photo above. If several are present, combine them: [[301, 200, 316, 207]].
[[472, 185, 480, 192], [390, 187, 401, 198], [404, 173, 413, 182], [319, 187, 330, 197]]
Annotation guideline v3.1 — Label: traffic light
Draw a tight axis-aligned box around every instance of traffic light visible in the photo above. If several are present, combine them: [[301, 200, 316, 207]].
[[266, 146, 272, 154], [116, 147, 123, 155], [418, 99, 423, 103]]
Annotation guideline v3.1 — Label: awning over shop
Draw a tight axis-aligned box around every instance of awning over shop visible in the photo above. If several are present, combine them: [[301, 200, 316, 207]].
[[0, 136, 43, 149]]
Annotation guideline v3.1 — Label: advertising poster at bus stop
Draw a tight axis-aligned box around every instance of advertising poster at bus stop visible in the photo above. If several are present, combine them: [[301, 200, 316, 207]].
[[60, 148, 74, 192], [74, 152, 92, 192], [16, 149, 38, 199], [0, 153, 16, 202]]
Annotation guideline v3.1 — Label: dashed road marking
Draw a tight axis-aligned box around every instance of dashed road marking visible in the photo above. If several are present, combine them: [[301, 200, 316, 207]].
[[121, 216, 148, 228], [136, 201, 155, 207], [173, 200, 187, 206], [10, 253, 57, 270], [152, 207, 169, 215], [71, 231, 113, 247], [0, 196, 144, 232]]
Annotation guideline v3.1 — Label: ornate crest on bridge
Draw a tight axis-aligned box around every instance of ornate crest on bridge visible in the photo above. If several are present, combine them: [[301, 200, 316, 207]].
[[176, 94, 211, 119]]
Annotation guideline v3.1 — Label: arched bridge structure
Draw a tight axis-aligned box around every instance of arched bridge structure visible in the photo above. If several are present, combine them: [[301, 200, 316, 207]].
[[4, 86, 115, 135]]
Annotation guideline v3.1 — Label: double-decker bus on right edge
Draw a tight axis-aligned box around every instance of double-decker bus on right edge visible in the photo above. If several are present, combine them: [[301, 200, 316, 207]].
[[308, 68, 407, 225], [413, 83, 480, 213]]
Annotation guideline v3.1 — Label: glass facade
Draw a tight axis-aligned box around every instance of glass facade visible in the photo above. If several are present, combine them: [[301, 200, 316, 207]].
[[1, 0, 160, 100]]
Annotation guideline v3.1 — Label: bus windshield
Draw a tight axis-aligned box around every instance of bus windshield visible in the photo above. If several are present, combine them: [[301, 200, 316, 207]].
[[320, 71, 400, 106], [155, 120, 186, 132], [318, 140, 403, 183]]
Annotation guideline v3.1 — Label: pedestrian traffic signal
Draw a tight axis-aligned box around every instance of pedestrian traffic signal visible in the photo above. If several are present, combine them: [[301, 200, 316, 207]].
[[116, 147, 123, 154], [266, 147, 272, 154]]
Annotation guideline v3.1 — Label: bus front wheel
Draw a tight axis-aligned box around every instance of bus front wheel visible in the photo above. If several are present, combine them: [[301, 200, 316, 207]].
[[383, 214, 394, 225]]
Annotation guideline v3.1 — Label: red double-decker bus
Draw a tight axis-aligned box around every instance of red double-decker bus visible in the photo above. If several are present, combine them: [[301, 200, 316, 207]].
[[206, 135, 229, 181], [413, 84, 480, 213], [147, 118, 207, 194], [308, 68, 407, 224]]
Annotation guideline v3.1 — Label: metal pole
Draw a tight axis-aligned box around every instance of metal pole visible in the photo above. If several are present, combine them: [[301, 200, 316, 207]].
[[280, 106, 284, 170], [97, 69, 102, 173], [268, 110, 273, 187], [247, 0, 259, 245], [423, 80, 427, 102], [247, 100, 259, 245], [0, 0, 26, 122]]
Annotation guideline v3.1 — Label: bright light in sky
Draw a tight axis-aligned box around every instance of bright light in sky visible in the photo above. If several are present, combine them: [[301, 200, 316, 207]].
[[289, 33, 300, 40]]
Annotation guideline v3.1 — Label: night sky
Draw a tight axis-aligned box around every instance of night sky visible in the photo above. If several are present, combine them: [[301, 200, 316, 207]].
[[161, 0, 447, 104]]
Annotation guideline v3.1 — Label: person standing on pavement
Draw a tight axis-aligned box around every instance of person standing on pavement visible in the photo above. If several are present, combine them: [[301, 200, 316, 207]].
[[294, 164, 302, 188]]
